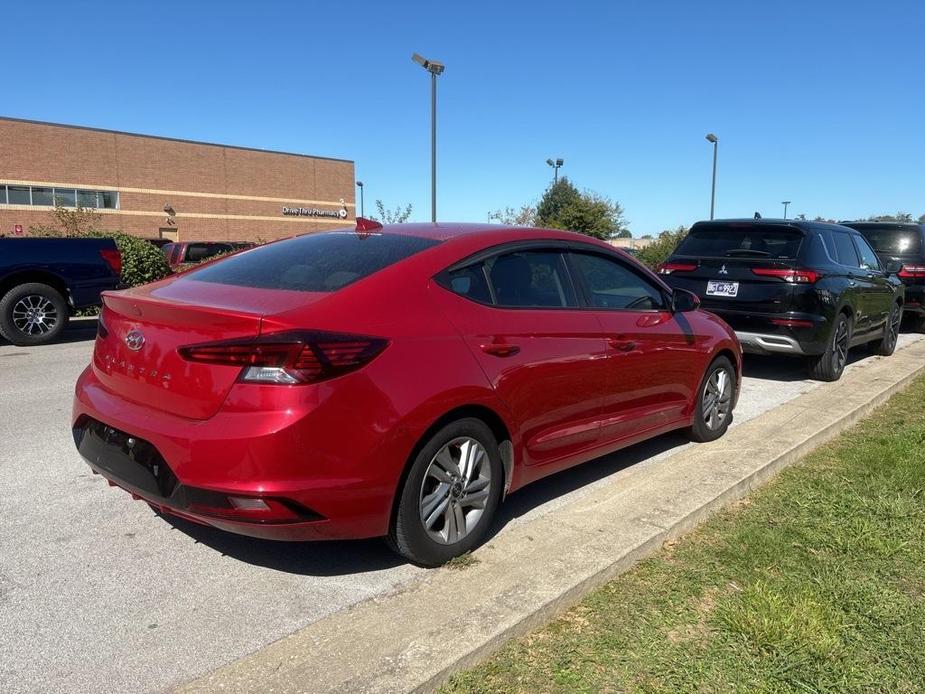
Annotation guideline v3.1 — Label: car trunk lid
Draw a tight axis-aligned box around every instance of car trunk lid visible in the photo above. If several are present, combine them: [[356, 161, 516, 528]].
[[93, 279, 320, 420]]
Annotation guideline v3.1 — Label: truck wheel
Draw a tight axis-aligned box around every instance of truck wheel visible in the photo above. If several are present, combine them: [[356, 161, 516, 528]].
[[0, 283, 69, 346], [807, 313, 850, 381]]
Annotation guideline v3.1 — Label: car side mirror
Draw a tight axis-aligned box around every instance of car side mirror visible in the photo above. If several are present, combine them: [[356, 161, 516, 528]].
[[885, 260, 903, 275], [671, 289, 700, 313]]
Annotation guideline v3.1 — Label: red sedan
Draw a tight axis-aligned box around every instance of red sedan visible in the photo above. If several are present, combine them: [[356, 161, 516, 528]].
[[72, 221, 741, 566]]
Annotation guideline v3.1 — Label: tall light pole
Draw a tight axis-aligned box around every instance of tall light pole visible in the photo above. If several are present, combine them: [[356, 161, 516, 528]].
[[355, 181, 364, 218], [782, 200, 791, 219], [546, 158, 564, 184], [705, 133, 718, 220], [412, 52, 444, 223]]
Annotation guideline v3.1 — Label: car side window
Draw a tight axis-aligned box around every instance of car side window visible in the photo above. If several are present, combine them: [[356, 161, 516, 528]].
[[443, 263, 493, 304], [569, 252, 666, 310], [485, 250, 577, 308], [832, 231, 860, 267], [853, 235, 881, 271]]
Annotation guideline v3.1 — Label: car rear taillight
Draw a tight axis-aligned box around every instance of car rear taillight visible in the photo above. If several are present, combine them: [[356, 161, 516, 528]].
[[657, 262, 697, 275], [898, 265, 925, 278], [177, 330, 389, 385], [100, 248, 123, 277], [751, 267, 819, 284]]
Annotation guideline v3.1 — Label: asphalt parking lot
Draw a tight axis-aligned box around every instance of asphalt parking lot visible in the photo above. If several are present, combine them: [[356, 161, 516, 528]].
[[1, 318, 921, 694]]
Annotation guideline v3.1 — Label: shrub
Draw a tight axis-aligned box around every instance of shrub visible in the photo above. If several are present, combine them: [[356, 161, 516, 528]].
[[95, 231, 171, 287], [636, 226, 689, 271]]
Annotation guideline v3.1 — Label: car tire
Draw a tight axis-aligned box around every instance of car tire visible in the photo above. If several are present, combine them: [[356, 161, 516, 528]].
[[687, 356, 736, 443], [0, 283, 69, 346], [871, 302, 902, 357], [807, 312, 851, 382], [387, 418, 503, 567]]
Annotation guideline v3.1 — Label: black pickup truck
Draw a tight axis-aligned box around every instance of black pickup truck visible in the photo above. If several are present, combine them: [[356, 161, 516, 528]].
[[0, 237, 122, 345]]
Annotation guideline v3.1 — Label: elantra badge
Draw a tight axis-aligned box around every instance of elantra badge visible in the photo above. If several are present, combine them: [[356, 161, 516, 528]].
[[125, 329, 145, 352]]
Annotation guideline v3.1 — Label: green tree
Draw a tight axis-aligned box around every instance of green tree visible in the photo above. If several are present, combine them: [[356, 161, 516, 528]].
[[635, 226, 689, 271], [535, 178, 629, 240], [864, 212, 913, 222], [918, 213, 925, 224], [489, 205, 536, 226], [374, 200, 413, 223]]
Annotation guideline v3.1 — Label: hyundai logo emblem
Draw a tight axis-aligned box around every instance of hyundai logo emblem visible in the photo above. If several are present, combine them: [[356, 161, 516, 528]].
[[125, 329, 145, 352]]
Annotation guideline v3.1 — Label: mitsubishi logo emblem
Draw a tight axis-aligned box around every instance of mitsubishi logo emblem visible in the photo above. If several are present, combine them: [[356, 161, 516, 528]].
[[719, 264, 729, 275], [125, 329, 145, 352]]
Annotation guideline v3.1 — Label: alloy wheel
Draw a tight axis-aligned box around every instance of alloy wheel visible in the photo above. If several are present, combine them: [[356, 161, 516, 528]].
[[702, 367, 732, 431], [419, 436, 492, 545], [888, 306, 901, 349], [11, 295, 58, 336], [832, 320, 849, 373]]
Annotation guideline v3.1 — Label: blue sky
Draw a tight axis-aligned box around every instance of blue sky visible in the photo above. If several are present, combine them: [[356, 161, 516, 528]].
[[3, 1, 923, 234]]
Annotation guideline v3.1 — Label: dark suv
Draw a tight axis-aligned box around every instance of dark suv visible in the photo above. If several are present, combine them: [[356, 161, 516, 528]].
[[840, 222, 925, 331], [658, 219, 904, 381]]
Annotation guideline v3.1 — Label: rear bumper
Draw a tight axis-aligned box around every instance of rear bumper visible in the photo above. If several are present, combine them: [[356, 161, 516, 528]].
[[902, 285, 924, 315], [71, 366, 400, 541], [707, 308, 829, 356], [735, 331, 808, 355]]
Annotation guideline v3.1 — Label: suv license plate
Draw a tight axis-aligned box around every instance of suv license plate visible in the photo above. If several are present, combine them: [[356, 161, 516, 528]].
[[706, 280, 739, 297]]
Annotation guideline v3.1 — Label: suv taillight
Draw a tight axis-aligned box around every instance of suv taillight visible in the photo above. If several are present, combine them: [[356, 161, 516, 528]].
[[657, 262, 697, 275], [100, 248, 123, 277], [751, 267, 819, 284], [898, 265, 925, 278], [177, 331, 389, 385]]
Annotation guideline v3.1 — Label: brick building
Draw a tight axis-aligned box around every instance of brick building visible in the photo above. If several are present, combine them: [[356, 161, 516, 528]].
[[0, 117, 355, 242]]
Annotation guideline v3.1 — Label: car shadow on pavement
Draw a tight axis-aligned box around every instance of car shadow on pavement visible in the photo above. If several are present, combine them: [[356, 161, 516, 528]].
[[154, 511, 408, 576]]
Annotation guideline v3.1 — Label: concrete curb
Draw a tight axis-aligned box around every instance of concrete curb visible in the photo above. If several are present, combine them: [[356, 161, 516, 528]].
[[177, 340, 925, 694]]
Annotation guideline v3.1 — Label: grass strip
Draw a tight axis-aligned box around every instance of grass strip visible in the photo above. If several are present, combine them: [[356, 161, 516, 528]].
[[444, 375, 925, 693]]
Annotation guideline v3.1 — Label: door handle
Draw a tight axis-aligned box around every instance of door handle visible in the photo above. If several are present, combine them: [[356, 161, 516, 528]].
[[607, 337, 637, 352], [480, 343, 521, 357]]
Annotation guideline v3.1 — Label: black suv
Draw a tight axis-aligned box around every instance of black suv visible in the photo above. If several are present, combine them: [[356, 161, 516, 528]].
[[840, 221, 925, 331], [658, 219, 904, 381]]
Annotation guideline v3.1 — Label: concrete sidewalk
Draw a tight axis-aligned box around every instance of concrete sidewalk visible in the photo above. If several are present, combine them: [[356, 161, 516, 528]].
[[178, 340, 925, 694]]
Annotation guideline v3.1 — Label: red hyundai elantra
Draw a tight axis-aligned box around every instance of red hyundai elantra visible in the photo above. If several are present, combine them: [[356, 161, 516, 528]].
[[73, 221, 741, 566]]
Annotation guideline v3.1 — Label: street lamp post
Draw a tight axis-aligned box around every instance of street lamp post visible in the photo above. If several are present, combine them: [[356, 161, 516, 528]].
[[412, 53, 445, 223], [782, 201, 791, 219], [546, 158, 564, 184], [356, 181, 364, 218], [705, 133, 718, 220]]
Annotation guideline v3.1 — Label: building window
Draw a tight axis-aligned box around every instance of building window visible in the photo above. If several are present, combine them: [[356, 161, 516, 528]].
[[8, 186, 31, 204], [53, 188, 76, 207], [77, 189, 98, 207], [0, 184, 119, 209], [98, 190, 119, 209], [31, 187, 55, 206]]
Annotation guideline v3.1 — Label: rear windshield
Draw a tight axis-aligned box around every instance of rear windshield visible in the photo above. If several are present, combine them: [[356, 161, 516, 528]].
[[676, 224, 803, 259], [186, 231, 439, 292], [850, 225, 923, 256]]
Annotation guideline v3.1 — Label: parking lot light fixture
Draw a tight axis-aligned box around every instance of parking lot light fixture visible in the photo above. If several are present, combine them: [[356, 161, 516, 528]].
[[355, 181, 364, 218], [411, 53, 445, 223], [546, 158, 564, 184], [782, 200, 791, 219], [705, 133, 718, 220]]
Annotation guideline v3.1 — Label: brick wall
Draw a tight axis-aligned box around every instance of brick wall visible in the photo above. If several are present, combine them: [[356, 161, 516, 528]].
[[0, 118, 355, 242]]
